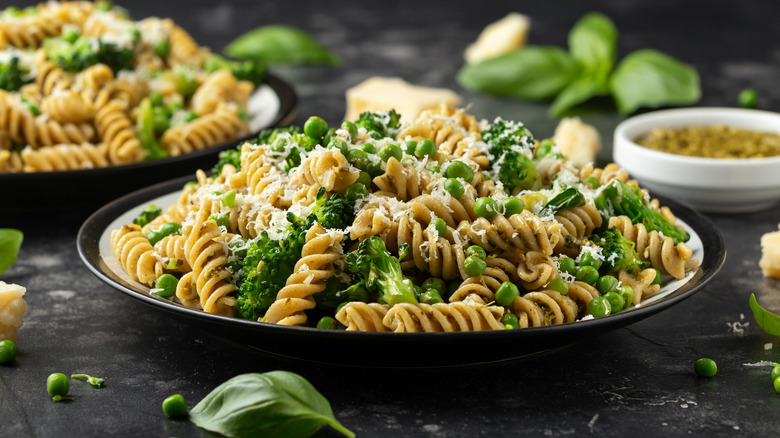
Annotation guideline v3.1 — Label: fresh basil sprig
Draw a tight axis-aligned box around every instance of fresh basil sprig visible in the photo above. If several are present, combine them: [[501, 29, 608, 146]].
[[749, 293, 780, 337], [457, 12, 700, 116], [188, 371, 354, 438], [225, 25, 340, 66], [0, 229, 23, 276]]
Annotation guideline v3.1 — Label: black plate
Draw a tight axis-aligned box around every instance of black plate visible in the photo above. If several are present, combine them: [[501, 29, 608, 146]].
[[77, 176, 726, 367], [3, 74, 297, 209]]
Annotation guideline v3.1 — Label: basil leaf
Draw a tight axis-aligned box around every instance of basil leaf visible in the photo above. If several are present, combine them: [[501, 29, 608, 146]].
[[456, 46, 581, 100], [749, 293, 780, 337], [0, 229, 23, 276], [568, 12, 617, 78], [189, 371, 355, 438], [224, 25, 340, 66], [549, 76, 609, 117], [609, 49, 700, 114]]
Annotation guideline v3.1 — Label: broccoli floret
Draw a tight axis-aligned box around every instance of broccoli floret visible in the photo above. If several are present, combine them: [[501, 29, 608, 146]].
[[345, 237, 417, 306], [355, 110, 401, 140], [311, 188, 357, 230], [595, 180, 690, 245], [234, 213, 311, 320], [133, 204, 161, 227], [44, 36, 134, 74], [482, 118, 540, 192], [211, 145, 242, 176], [0, 57, 32, 92], [539, 187, 585, 217], [591, 226, 650, 276], [204, 53, 266, 86]]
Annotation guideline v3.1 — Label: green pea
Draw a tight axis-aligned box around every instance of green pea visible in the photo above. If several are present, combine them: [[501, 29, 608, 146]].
[[155, 274, 178, 298], [588, 296, 611, 318], [651, 269, 663, 285], [465, 245, 487, 261], [463, 255, 487, 277], [340, 120, 357, 138], [168, 101, 183, 112], [348, 285, 370, 302], [153, 107, 170, 133], [222, 189, 236, 208], [403, 140, 418, 155], [603, 291, 625, 313], [0, 340, 16, 364], [444, 178, 465, 198], [618, 286, 634, 308], [62, 29, 79, 44], [596, 275, 619, 294], [694, 358, 717, 378], [558, 256, 576, 275], [346, 149, 370, 169], [429, 217, 447, 236], [47, 373, 70, 398], [378, 143, 403, 162], [304, 116, 328, 139], [271, 136, 290, 152], [584, 176, 600, 188], [495, 281, 520, 307], [501, 312, 519, 329], [429, 165, 441, 174], [474, 197, 498, 219], [579, 252, 603, 270], [149, 92, 164, 107], [183, 110, 198, 123], [354, 171, 371, 188], [316, 316, 340, 330], [162, 393, 188, 418], [422, 278, 447, 295], [357, 143, 375, 154], [771, 365, 780, 382], [535, 141, 553, 158], [575, 265, 599, 285], [419, 289, 444, 305], [345, 183, 368, 202], [774, 377, 780, 394], [738, 88, 758, 109], [208, 214, 230, 229], [547, 278, 569, 294], [501, 197, 524, 217], [444, 161, 474, 182], [154, 39, 170, 58], [415, 139, 437, 158]]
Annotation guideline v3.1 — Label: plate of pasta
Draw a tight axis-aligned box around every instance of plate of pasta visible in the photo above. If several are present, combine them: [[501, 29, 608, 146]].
[[78, 104, 725, 367], [0, 1, 297, 206]]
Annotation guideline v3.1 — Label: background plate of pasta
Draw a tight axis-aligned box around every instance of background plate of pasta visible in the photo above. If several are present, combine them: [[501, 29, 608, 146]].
[[78, 104, 725, 367], [0, 1, 297, 206]]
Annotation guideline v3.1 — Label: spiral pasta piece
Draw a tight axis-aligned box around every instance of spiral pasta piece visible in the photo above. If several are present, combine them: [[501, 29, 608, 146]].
[[154, 234, 191, 273], [457, 210, 562, 255], [515, 250, 557, 291], [382, 298, 505, 332], [289, 148, 360, 193], [554, 203, 603, 255], [110, 224, 163, 286], [335, 302, 390, 332], [20, 142, 109, 171], [163, 104, 249, 156], [94, 101, 143, 164], [510, 289, 579, 327], [373, 157, 436, 201], [449, 262, 511, 303], [608, 216, 694, 279], [395, 214, 466, 280], [191, 69, 251, 115], [40, 91, 96, 123], [264, 224, 343, 325], [618, 268, 661, 305]]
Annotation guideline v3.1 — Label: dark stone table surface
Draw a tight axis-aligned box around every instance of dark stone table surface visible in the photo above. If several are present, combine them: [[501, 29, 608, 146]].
[[3, 1, 780, 436]]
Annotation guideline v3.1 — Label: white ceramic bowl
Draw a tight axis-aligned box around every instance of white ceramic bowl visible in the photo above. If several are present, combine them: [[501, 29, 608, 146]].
[[613, 107, 780, 213]]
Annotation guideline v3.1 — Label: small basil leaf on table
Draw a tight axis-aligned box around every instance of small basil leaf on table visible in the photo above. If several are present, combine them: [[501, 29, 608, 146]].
[[568, 12, 618, 77], [188, 371, 355, 438], [0, 229, 23, 276], [224, 25, 340, 66], [456, 46, 581, 100], [549, 76, 609, 117], [750, 293, 780, 337], [609, 49, 700, 115]]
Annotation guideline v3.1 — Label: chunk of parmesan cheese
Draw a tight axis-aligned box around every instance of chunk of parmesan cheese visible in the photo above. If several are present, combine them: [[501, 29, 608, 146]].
[[759, 224, 780, 278], [344, 77, 460, 122], [464, 13, 531, 65], [552, 117, 602, 168], [0, 281, 27, 342]]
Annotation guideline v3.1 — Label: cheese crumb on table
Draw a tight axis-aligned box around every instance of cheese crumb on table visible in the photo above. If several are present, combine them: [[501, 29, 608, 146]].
[[464, 12, 531, 65], [760, 224, 780, 278], [344, 77, 460, 122], [0, 281, 27, 342], [552, 117, 602, 168]]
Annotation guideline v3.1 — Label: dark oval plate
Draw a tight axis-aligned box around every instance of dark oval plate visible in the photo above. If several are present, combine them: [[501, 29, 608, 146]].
[[77, 176, 726, 367], [3, 74, 296, 209]]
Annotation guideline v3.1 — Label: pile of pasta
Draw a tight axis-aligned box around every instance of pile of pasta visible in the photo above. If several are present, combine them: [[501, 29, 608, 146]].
[[0, 1, 252, 172], [110, 103, 699, 333]]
